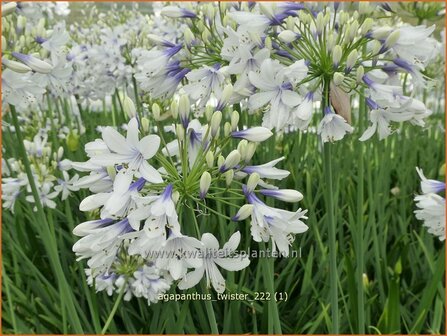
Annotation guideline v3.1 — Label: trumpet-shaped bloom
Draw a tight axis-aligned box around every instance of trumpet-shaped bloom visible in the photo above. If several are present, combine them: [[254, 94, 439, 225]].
[[317, 107, 354, 143], [91, 118, 163, 184], [178, 232, 250, 293]]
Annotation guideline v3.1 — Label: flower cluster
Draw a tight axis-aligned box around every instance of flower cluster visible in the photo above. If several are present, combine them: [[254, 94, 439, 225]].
[[414, 167, 445, 241], [132, 2, 440, 143], [66, 101, 307, 300]]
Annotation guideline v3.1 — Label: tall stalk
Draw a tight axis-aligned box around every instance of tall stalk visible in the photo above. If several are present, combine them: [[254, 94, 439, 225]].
[[321, 80, 339, 333], [356, 92, 366, 333]]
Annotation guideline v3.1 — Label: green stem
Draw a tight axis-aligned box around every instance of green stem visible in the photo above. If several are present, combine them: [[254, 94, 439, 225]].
[[101, 281, 127, 334], [356, 93, 366, 334], [201, 281, 219, 334], [321, 79, 339, 334], [260, 241, 282, 334]]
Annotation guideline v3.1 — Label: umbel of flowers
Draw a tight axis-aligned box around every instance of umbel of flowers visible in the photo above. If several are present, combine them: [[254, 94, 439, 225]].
[[130, 2, 438, 333], [66, 99, 308, 303]]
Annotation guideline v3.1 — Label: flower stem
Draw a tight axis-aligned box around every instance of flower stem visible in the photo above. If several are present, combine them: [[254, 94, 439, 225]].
[[260, 241, 282, 334], [201, 280, 219, 334], [323, 143, 339, 334], [101, 281, 127, 334], [356, 92, 366, 334], [321, 79, 339, 333]]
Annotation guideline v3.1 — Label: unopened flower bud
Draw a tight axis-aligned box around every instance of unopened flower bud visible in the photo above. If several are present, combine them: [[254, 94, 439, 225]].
[[246, 173, 260, 192], [205, 105, 214, 121], [260, 189, 303, 202], [345, 49, 358, 73], [176, 124, 185, 141], [362, 273, 370, 290], [2, 57, 31, 73], [184, 27, 194, 47], [348, 21, 359, 41], [231, 127, 273, 142], [179, 95, 190, 127], [224, 122, 231, 137], [333, 72, 345, 86], [224, 169, 234, 186], [141, 117, 150, 133], [390, 186, 400, 196], [206, 151, 214, 168], [66, 131, 79, 152], [332, 45, 342, 67], [217, 155, 225, 169], [12, 52, 52, 74], [361, 18, 373, 35], [160, 6, 196, 18], [123, 95, 136, 119], [220, 150, 240, 172], [278, 30, 299, 43], [1, 2, 16, 17], [17, 15, 26, 31], [237, 140, 248, 160], [232, 204, 253, 221], [316, 12, 324, 35], [384, 30, 400, 49], [199, 171, 211, 199], [221, 83, 233, 104], [57, 146, 64, 161], [231, 110, 239, 131], [210, 111, 222, 137], [152, 103, 161, 120], [245, 143, 257, 162], [356, 65, 364, 83], [172, 191, 180, 204], [170, 100, 179, 119]]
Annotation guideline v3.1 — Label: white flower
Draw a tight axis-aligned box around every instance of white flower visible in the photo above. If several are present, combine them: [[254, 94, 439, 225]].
[[291, 91, 314, 130], [131, 265, 171, 304], [25, 182, 59, 210], [242, 157, 290, 180], [178, 232, 250, 293], [317, 107, 354, 143], [416, 167, 446, 194], [54, 171, 79, 200], [41, 21, 70, 53], [2, 69, 46, 109], [156, 231, 203, 280], [415, 193, 445, 241], [242, 185, 308, 256], [91, 118, 163, 184], [248, 59, 307, 130], [72, 217, 134, 274], [359, 97, 431, 141]]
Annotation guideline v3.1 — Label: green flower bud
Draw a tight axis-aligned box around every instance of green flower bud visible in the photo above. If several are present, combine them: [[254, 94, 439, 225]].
[[333, 72, 345, 86], [224, 169, 234, 187], [199, 171, 211, 199], [206, 151, 214, 168], [231, 110, 239, 131], [332, 45, 342, 66], [176, 124, 185, 141], [66, 131, 79, 152], [210, 111, 222, 137], [141, 117, 150, 133], [123, 95, 136, 119], [246, 173, 260, 192], [385, 30, 400, 49], [224, 122, 231, 137]]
